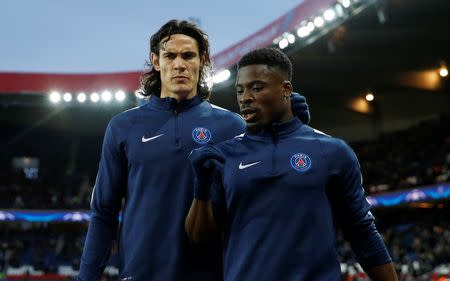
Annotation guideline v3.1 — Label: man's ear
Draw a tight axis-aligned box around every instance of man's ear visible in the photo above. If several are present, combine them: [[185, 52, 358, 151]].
[[151, 52, 160, 71], [283, 80, 293, 97]]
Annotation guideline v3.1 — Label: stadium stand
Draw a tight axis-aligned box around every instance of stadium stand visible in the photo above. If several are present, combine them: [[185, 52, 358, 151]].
[[2, 114, 449, 210]]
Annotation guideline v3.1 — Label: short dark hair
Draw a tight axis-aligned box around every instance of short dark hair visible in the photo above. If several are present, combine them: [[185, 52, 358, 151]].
[[139, 19, 212, 99], [237, 47, 292, 80]]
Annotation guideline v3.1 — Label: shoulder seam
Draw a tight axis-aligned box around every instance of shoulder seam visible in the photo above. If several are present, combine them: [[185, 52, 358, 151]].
[[210, 103, 230, 111], [313, 128, 331, 137], [209, 102, 245, 123]]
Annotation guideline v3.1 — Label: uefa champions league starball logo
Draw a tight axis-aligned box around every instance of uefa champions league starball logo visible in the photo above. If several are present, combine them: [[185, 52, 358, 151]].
[[192, 127, 212, 144], [290, 153, 312, 172]]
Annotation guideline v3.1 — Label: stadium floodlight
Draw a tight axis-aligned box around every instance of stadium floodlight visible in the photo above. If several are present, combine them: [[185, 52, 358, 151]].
[[63, 92, 72, 102], [213, 69, 231, 84], [90, 92, 100, 103], [306, 22, 315, 33], [297, 26, 310, 38], [287, 33, 296, 44], [278, 38, 289, 49], [101, 90, 112, 102], [324, 9, 336, 21], [205, 76, 214, 89], [49, 91, 61, 104], [313, 16, 325, 28], [340, 0, 351, 8], [77, 93, 87, 103], [335, 3, 345, 17], [115, 90, 126, 102], [439, 67, 448, 77], [365, 93, 374, 102]]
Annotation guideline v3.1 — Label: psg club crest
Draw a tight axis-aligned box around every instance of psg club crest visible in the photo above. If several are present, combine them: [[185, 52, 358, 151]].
[[290, 153, 312, 172], [192, 127, 212, 144]]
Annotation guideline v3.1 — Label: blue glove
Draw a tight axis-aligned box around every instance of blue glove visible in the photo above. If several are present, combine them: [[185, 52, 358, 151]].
[[189, 146, 225, 200], [290, 92, 310, 125]]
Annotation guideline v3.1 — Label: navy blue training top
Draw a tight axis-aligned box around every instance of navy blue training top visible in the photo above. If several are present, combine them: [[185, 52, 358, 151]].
[[78, 95, 245, 281], [190, 117, 392, 281]]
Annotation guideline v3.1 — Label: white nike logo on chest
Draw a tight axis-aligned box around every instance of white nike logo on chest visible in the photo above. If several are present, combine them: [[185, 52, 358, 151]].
[[239, 161, 262, 170], [142, 134, 165, 142]]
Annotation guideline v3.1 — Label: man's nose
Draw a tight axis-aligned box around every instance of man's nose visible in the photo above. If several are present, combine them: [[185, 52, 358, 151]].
[[239, 89, 254, 105], [173, 56, 186, 71]]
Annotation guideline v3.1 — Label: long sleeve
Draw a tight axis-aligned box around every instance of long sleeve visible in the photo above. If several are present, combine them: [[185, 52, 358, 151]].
[[78, 119, 127, 281], [189, 144, 225, 201], [327, 139, 391, 269]]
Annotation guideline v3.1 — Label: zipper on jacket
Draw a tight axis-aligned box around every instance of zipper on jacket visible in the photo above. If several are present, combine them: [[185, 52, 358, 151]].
[[271, 135, 278, 173], [174, 110, 180, 146]]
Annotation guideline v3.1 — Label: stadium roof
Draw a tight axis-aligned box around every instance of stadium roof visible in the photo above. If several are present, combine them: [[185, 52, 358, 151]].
[[211, 0, 450, 139]]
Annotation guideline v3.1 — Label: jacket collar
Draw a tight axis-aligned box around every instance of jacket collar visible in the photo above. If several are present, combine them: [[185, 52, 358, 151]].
[[245, 117, 303, 140], [148, 94, 203, 112]]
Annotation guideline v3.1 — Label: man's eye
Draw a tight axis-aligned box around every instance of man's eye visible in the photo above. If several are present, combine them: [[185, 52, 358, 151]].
[[183, 53, 195, 59]]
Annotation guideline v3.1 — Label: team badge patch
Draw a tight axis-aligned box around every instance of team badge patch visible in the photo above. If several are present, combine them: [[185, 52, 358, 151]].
[[290, 153, 312, 172], [192, 127, 212, 144]]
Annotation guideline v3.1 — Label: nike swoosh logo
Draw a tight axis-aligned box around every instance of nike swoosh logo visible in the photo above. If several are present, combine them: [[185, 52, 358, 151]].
[[142, 134, 164, 142], [239, 161, 262, 170]]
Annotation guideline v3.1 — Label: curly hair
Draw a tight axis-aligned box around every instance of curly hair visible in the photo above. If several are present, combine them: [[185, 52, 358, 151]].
[[139, 19, 212, 99], [237, 47, 292, 80]]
